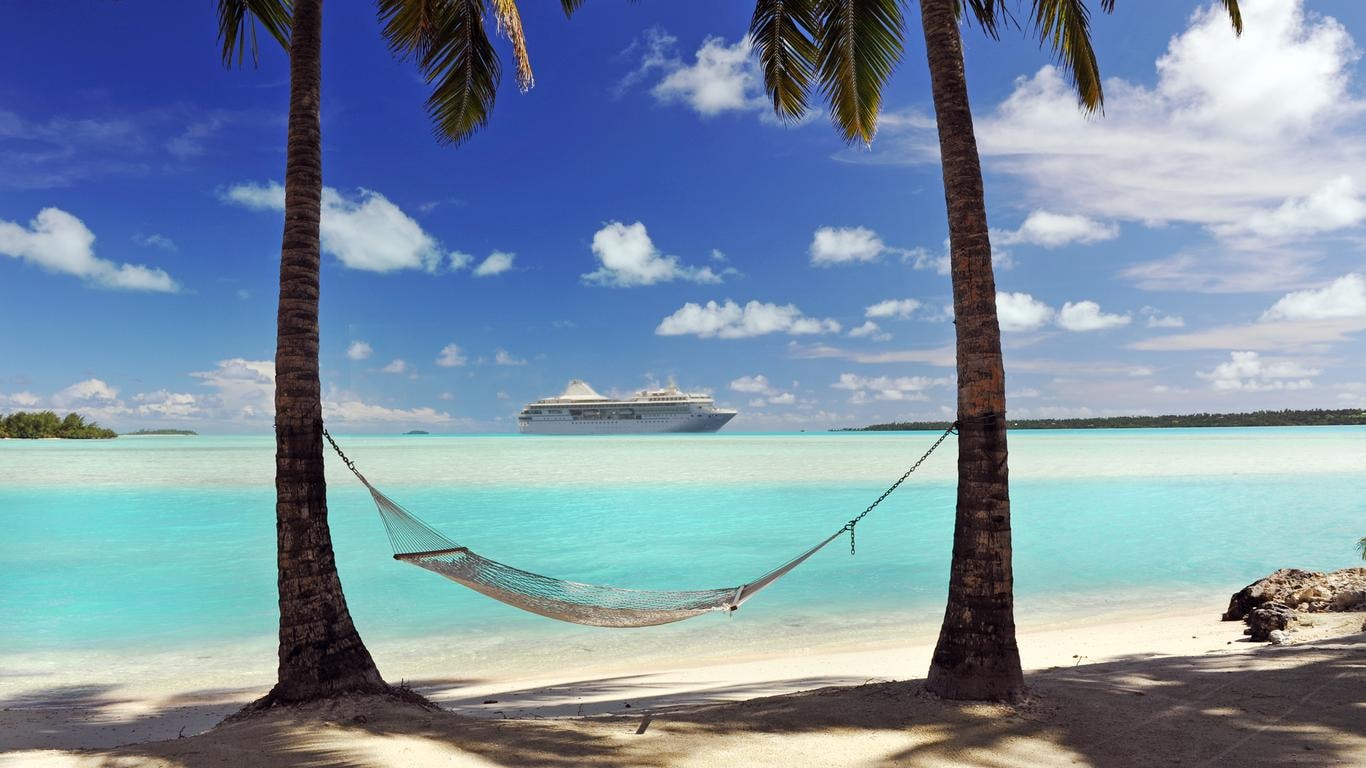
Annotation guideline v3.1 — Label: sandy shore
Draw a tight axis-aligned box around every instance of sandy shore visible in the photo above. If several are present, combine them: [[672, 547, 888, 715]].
[[2, 603, 1362, 766]]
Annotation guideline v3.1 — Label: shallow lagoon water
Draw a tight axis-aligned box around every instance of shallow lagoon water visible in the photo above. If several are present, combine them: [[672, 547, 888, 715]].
[[2, 428, 1363, 678]]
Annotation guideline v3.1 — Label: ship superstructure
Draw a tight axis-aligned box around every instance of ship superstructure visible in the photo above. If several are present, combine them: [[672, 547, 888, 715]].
[[517, 380, 737, 435]]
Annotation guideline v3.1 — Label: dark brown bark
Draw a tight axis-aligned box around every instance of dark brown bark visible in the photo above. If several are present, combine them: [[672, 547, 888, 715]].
[[919, 0, 1025, 701], [267, 0, 387, 702]]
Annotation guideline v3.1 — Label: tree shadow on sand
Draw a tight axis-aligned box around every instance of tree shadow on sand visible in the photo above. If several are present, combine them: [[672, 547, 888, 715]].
[[19, 635, 1366, 767]]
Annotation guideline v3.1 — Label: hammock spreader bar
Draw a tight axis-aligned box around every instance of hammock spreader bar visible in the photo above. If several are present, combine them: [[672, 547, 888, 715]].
[[323, 424, 955, 628]]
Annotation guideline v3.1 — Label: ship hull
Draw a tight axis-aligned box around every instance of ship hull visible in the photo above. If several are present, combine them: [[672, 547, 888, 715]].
[[518, 411, 735, 435]]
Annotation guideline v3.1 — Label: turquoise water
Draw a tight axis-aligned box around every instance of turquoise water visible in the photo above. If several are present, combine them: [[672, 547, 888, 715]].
[[2, 429, 1363, 674]]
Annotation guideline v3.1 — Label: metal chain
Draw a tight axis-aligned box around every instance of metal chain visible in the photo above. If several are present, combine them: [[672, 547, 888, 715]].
[[322, 427, 365, 482], [841, 421, 958, 555]]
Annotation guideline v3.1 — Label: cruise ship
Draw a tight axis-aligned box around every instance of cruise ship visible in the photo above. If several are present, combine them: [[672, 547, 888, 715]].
[[517, 380, 738, 435]]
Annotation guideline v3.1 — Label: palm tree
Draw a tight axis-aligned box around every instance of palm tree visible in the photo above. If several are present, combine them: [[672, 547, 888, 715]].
[[215, 0, 535, 704], [738, 0, 1243, 700]]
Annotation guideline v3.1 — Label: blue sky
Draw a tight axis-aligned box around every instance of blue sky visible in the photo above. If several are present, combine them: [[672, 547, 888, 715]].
[[3, 0, 1365, 432]]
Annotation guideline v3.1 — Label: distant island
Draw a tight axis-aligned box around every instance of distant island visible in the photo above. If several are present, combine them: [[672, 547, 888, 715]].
[[849, 408, 1366, 432], [122, 429, 198, 436], [404, 430, 431, 435], [0, 411, 117, 439]]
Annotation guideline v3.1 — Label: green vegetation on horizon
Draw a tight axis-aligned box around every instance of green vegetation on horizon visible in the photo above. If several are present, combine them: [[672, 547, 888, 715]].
[[850, 409, 1366, 432], [122, 429, 198, 436], [0, 411, 117, 439]]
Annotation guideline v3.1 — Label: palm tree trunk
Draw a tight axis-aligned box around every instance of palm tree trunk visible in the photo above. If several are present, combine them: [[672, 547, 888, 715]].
[[918, 0, 1025, 702], [268, 0, 387, 703]]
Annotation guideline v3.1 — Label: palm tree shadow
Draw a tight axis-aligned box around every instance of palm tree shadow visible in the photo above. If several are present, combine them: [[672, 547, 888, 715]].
[[30, 635, 1366, 767]]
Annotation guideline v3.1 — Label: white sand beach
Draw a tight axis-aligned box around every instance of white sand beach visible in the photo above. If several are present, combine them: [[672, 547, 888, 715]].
[[3, 602, 1362, 767]]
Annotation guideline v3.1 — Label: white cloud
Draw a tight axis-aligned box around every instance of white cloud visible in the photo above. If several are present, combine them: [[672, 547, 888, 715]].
[[190, 358, 275, 419], [656, 299, 840, 339], [51, 379, 120, 408], [729, 374, 773, 394], [132, 390, 200, 418], [867, 1, 1366, 291], [494, 349, 527, 366], [346, 341, 373, 361], [766, 392, 796, 405], [448, 251, 473, 270], [134, 233, 177, 252], [651, 35, 763, 117], [1196, 351, 1319, 391], [382, 359, 408, 374], [436, 343, 467, 368], [1262, 273, 1366, 321], [472, 251, 515, 277], [1141, 307, 1186, 328], [847, 321, 890, 340], [865, 298, 922, 319], [322, 393, 455, 426], [809, 226, 886, 266], [1056, 301, 1132, 331], [582, 221, 720, 286], [223, 181, 474, 274], [1216, 176, 1366, 241], [832, 372, 948, 403], [0, 208, 179, 292], [995, 210, 1119, 248], [0, 391, 40, 409], [996, 292, 1055, 332]]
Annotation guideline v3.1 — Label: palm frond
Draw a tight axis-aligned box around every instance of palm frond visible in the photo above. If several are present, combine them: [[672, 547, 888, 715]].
[[217, 0, 292, 68], [955, 0, 1014, 39], [377, 0, 442, 63], [1220, 0, 1243, 35], [815, 0, 905, 145], [418, 0, 501, 146], [1030, 0, 1104, 112], [560, 0, 586, 17], [489, 0, 534, 91], [750, 0, 819, 121]]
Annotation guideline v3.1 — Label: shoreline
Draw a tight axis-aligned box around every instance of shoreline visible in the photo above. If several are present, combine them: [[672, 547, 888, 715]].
[[5, 599, 1361, 754]]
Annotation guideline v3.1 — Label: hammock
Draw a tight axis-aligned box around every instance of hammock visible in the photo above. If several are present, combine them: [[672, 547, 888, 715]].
[[324, 425, 954, 628]]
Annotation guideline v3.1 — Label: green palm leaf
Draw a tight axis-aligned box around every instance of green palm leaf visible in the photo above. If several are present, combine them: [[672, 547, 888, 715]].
[[751, 0, 820, 122], [815, 0, 905, 145], [560, 0, 587, 17], [377, 0, 442, 62], [1031, 0, 1105, 111], [216, 0, 292, 68], [418, 0, 502, 146]]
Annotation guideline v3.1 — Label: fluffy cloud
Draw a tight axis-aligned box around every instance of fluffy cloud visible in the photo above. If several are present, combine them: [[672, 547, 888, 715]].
[[809, 226, 886, 266], [436, 343, 467, 368], [656, 300, 841, 339], [0, 208, 179, 292], [904, 241, 1014, 276], [1262, 273, 1366, 321], [51, 378, 121, 408], [832, 373, 949, 403], [494, 349, 527, 366], [223, 181, 474, 274], [995, 292, 1055, 332], [729, 374, 772, 393], [382, 359, 408, 374], [1056, 301, 1131, 332], [846, 321, 890, 340], [1216, 176, 1366, 242], [870, 2, 1366, 291], [651, 35, 762, 116], [1196, 351, 1319, 391], [995, 210, 1119, 248], [346, 341, 373, 361], [582, 221, 720, 286], [728, 373, 796, 405], [472, 251, 515, 277], [865, 298, 922, 319], [1142, 307, 1186, 328]]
